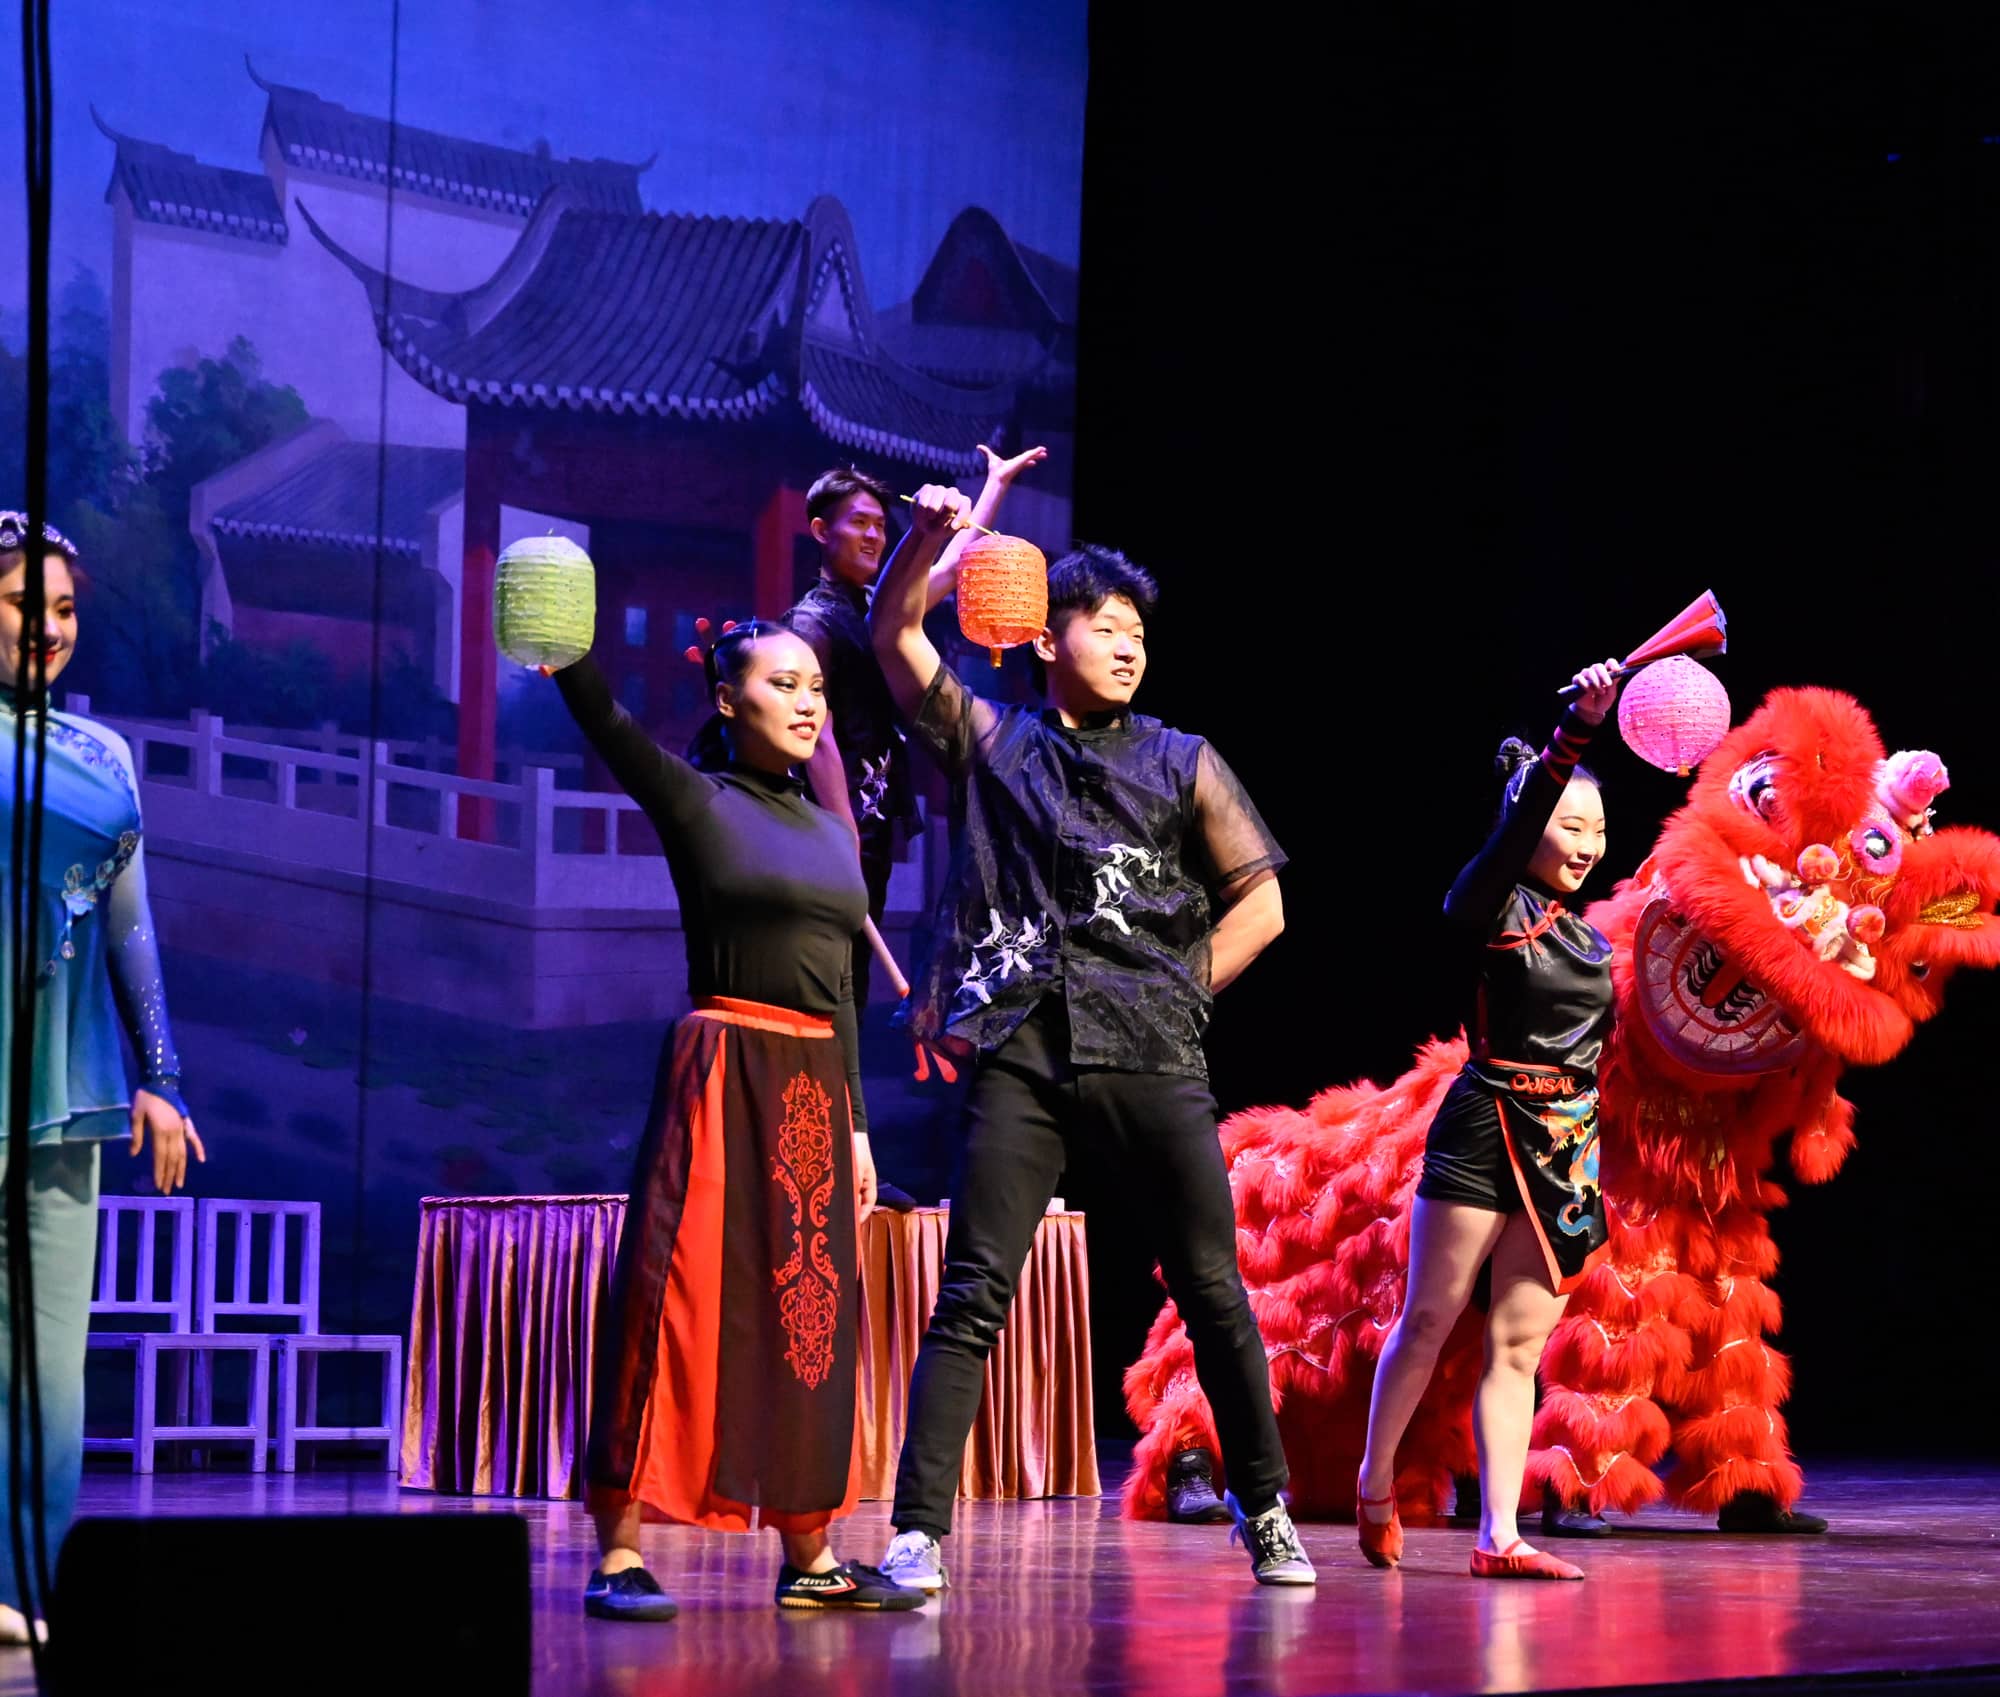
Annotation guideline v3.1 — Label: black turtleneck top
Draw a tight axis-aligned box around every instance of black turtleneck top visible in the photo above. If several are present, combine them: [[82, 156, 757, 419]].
[[1444, 706, 1615, 1076], [556, 658, 870, 1135]]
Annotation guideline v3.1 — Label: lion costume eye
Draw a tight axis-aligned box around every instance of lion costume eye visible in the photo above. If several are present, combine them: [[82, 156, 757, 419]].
[[1728, 753, 1781, 823], [1849, 816, 1903, 876]]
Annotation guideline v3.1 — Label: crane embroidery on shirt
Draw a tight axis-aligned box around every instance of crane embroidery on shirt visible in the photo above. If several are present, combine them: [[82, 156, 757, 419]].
[[856, 752, 891, 822], [1090, 843, 1164, 936], [960, 910, 1051, 1005]]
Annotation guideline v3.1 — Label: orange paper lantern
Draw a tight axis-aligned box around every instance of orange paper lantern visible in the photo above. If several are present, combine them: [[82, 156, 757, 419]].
[[957, 534, 1048, 667]]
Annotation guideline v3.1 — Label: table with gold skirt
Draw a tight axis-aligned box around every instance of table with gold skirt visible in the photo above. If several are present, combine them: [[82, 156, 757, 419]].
[[401, 1197, 1100, 1503]]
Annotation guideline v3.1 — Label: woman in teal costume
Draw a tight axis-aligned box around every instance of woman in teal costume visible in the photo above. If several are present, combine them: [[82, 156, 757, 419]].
[[0, 513, 203, 1648]]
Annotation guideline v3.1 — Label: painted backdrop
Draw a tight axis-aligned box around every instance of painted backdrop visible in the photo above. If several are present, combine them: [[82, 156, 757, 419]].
[[1, 0, 1087, 1357]]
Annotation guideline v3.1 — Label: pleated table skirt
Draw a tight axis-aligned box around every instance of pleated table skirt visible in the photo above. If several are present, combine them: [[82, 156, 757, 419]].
[[401, 1199, 1099, 1503]]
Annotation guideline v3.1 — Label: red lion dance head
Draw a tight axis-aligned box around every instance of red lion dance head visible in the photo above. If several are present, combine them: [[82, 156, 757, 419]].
[[1601, 687, 2000, 1190]]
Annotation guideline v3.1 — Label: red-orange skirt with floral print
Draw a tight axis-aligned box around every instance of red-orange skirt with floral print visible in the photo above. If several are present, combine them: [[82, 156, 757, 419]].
[[586, 997, 859, 1533]]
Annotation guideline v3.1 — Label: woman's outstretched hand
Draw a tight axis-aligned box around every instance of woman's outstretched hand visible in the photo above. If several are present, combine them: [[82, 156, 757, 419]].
[[130, 1088, 205, 1194], [1570, 659, 1621, 725]]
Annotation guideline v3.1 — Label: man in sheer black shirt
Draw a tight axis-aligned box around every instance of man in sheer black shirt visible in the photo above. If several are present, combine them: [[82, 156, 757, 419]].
[[868, 487, 1316, 1590]]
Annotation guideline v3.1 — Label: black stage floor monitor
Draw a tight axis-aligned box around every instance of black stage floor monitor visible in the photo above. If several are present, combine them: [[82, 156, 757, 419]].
[[48, 1510, 531, 1695]]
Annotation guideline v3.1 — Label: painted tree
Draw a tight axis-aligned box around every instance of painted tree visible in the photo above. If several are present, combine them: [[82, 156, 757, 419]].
[[64, 332, 306, 714]]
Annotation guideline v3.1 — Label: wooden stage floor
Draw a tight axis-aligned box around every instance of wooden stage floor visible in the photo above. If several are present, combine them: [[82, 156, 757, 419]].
[[5, 1460, 1998, 1696]]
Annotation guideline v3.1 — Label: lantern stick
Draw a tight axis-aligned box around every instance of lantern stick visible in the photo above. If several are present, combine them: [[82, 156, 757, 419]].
[[862, 916, 910, 1000], [1553, 647, 1724, 700], [898, 494, 1001, 538]]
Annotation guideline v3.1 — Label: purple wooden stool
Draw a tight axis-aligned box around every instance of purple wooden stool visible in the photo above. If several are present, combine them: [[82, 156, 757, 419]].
[[86, 1195, 271, 1472], [272, 1334, 405, 1472], [197, 1199, 404, 1471]]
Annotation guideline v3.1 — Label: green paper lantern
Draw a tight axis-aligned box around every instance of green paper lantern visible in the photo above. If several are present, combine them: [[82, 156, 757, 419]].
[[494, 534, 596, 670]]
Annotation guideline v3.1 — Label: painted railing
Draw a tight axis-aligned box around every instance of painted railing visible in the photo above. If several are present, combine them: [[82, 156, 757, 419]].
[[67, 696, 941, 916], [216, 720, 587, 783]]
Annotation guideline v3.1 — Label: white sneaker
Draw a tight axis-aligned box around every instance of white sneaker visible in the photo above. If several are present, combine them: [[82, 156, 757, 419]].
[[879, 1528, 949, 1593], [1228, 1492, 1317, 1586]]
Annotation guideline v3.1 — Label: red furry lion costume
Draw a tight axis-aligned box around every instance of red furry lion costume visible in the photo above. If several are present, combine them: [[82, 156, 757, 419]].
[[1124, 687, 2000, 1523]]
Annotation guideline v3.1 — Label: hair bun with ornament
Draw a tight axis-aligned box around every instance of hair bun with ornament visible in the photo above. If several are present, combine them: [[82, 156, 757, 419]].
[[683, 613, 787, 689], [682, 615, 734, 687], [1494, 736, 1538, 797], [681, 612, 785, 771]]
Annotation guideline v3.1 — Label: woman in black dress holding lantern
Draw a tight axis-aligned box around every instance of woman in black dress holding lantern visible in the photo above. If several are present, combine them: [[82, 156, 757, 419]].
[[517, 570, 920, 1616], [1355, 659, 1620, 1582]]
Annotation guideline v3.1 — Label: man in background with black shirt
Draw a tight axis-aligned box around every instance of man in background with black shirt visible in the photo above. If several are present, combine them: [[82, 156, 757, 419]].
[[783, 448, 1044, 1007]]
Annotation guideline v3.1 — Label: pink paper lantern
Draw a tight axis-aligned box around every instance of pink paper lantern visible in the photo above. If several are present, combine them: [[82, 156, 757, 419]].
[[1616, 655, 1732, 776]]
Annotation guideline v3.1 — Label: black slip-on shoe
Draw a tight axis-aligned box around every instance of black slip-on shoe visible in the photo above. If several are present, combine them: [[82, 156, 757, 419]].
[[1717, 1491, 1828, 1534], [584, 1565, 680, 1621]]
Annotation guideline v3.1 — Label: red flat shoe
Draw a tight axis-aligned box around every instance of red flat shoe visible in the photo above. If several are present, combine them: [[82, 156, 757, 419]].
[[1470, 1539, 1584, 1581], [1356, 1481, 1404, 1569]]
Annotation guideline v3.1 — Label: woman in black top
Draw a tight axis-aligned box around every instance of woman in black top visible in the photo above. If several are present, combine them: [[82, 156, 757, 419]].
[[1355, 660, 1620, 1582], [555, 620, 920, 1618]]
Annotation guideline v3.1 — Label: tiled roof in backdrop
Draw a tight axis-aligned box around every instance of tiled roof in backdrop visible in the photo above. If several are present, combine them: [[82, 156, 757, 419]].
[[94, 108, 288, 243], [303, 193, 1012, 472], [213, 441, 465, 554], [251, 59, 647, 218]]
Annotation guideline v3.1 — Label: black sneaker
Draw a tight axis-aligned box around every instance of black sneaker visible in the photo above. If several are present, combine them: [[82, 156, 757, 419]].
[[775, 1561, 928, 1610], [584, 1565, 680, 1621], [1166, 1449, 1233, 1524], [1717, 1491, 1828, 1534]]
